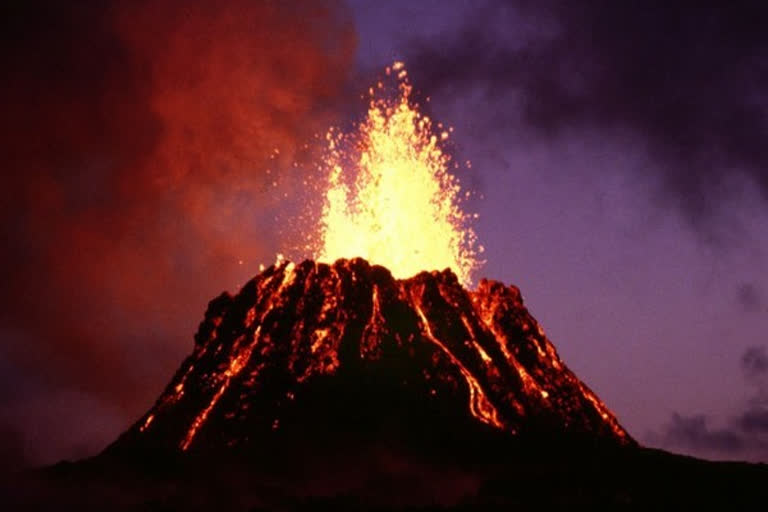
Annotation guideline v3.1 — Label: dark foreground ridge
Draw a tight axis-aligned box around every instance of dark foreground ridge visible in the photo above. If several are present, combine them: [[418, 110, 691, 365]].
[[4, 259, 767, 510]]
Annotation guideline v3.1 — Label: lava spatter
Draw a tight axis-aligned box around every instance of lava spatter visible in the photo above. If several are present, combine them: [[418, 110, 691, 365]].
[[315, 63, 482, 287]]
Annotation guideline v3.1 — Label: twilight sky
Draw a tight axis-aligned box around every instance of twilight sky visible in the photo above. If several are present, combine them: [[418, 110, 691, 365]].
[[2, 0, 768, 468]]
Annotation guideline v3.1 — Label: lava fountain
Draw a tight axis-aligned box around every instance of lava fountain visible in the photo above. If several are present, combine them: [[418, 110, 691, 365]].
[[105, 64, 631, 460], [315, 62, 482, 287]]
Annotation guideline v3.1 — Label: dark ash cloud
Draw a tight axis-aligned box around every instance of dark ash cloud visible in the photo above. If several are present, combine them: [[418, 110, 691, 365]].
[[740, 345, 768, 440], [647, 410, 768, 462], [742, 346, 768, 381], [653, 413, 744, 454], [738, 407, 768, 434], [649, 345, 768, 461], [405, 1, 768, 224]]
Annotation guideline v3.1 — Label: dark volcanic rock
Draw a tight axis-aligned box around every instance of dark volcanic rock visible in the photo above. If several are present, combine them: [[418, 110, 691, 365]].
[[107, 258, 630, 457], [7, 259, 768, 511]]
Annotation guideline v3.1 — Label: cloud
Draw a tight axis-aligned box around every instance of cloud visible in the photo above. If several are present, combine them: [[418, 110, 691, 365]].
[[736, 284, 763, 313], [404, 1, 768, 224], [647, 409, 768, 462], [738, 406, 768, 434], [0, 0, 356, 462], [652, 413, 744, 454], [648, 345, 768, 461], [742, 346, 768, 382]]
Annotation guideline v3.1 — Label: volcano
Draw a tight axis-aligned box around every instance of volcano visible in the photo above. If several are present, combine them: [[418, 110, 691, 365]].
[[8, 259, 768, 510], [108, 258, 630, 456], [3, 60, 764, 511]]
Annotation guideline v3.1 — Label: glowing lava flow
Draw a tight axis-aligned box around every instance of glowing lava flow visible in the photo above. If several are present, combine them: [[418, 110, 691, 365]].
[[316, 62, 481, 287], [180, 328, 258, 451], [125, 259, 633, 454], [410, 284, 503, 429]]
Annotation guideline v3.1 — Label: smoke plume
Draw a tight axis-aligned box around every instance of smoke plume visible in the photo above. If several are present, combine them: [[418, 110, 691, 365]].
[[0, 0, 356, 464]]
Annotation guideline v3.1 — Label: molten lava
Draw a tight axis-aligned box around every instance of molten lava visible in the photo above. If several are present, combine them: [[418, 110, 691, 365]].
[[316, 63, 481, 287], [112, 259, 631, 455], [107, 64, 630, 459]]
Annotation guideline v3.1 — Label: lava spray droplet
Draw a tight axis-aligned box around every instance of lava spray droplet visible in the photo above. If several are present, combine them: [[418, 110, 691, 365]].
[[315, 62, 482, 286]]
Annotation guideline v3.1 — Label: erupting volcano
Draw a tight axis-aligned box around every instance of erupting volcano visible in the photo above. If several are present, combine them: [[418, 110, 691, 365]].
[[111, 258, 629, 456], [106, 64, 629, 458], [11, 61, 768, 512], [315, 63, 481, 286]]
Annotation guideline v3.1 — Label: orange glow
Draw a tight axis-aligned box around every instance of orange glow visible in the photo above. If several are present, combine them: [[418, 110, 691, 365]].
[[362, 285, 386, 357], [132, 259, 631, 451], [470, 291, 552, 407], [410, 286, 502, 428], [578, 381, 628, 440], [180, 329, 258, 450], [139, 414, 154, 433], [316, 63, 481, 287]]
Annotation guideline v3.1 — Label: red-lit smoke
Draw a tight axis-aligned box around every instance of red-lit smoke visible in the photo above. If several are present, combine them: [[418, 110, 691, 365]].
[[0, 0, 356, 462]]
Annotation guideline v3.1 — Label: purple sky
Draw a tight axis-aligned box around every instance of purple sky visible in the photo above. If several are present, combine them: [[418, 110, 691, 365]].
[[2, 1, 768, 467]]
